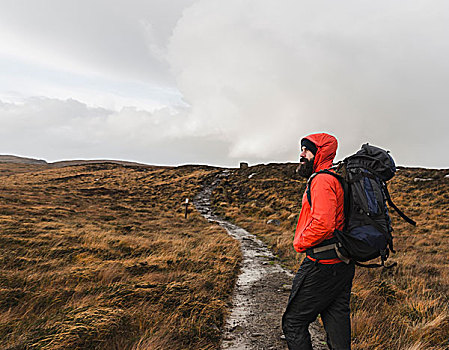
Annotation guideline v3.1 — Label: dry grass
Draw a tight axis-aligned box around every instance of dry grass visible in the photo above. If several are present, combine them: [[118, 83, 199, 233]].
[[0, 163, 240, 350], [211, 164, 449, 350]]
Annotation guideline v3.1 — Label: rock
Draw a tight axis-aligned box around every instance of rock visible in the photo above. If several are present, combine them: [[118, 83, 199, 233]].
[[240, 162, 249, 169], [413, 177, 433, 182], [248, 172, 257, 179], [281, 284, 292, 291], [266, 219, 281, 226], [230, 325, 244, 333], [445, 174, 449, 179]]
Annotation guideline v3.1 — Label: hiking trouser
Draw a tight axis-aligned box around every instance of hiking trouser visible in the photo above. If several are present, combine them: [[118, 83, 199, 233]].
[[282, 257, 355, 350]]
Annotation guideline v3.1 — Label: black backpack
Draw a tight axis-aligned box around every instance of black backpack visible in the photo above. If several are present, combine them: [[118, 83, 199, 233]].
[[306, 144, 416, 268]]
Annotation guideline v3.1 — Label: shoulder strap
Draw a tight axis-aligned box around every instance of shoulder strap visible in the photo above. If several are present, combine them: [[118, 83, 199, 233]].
[[306, 169, 347, 210]]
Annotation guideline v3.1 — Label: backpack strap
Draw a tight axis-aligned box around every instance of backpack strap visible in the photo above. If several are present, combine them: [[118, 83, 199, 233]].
[[382, 183, 417, 226], [305, 237, 351, 264], [355, 261, 397, 269], [351, 169, 416, 227], [306, 169, 349, 231], [355, 248, 397, 268], [306, 169, 346, 208], [306, 171, 320, 206]]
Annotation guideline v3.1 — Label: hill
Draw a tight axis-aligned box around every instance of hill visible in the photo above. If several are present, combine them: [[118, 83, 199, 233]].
[[49, 159, 153, 168], [0, 160, 447, 349], [0, 154, 153, 168], [0, 155, 157, 177], [0, 155, 48, 165]]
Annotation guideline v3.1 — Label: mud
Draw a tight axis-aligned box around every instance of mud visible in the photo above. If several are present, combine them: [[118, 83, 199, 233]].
[[194, 171, 329, 350]]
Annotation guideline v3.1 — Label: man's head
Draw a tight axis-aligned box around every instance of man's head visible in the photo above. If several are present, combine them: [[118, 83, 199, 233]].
[[297, 138, 317, 178], [296, 133, 339, 178]]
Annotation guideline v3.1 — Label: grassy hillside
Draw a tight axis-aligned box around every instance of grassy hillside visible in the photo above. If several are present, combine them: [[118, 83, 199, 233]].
[[0, 163, 240, 350], [0, 159, 446, 349], [211, 164, 449, 350]]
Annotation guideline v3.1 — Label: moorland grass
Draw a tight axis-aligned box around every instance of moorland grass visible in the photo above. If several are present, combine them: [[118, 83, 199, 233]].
[[0, 163, 240, 349]]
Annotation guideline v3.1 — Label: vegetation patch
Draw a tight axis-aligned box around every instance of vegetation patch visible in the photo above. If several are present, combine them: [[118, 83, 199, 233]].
[[0, 163, 240, 350]]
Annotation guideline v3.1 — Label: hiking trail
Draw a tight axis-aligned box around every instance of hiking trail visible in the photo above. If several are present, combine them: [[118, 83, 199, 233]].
[[194, 170, 328, 350]]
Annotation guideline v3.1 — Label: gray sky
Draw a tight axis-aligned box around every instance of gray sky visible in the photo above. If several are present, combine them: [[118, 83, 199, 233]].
[[0, 0, 448, 168]]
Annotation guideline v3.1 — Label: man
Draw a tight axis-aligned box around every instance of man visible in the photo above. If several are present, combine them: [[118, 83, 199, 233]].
[[282, 133, 355, 350]]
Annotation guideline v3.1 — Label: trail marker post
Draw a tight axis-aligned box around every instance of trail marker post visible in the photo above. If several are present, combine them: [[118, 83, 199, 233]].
[[184, 198, 189, 219], [240, 162, 249, 169]]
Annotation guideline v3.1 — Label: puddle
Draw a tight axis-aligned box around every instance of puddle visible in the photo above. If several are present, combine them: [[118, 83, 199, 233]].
[[194, 171, 295, 350]]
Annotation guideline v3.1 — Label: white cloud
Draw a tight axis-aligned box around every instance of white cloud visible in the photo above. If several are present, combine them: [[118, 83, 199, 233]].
[[166, 0, 449, 167], [0, 97, 234, 165], [0, 0, 448, 168], [0, 0, 194, 84], [0, 0, 193, 111]]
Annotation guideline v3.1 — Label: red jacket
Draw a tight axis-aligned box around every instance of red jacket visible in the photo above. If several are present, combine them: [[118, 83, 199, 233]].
[[293, 133, 345, 264]]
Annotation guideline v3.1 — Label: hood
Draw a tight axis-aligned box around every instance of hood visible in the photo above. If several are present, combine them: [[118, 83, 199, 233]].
[[302, 133, 338, 172]]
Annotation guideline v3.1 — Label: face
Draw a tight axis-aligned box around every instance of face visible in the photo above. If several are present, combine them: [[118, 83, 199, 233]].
[[299, 146, 314, 163], [296, 146, 315, 178]]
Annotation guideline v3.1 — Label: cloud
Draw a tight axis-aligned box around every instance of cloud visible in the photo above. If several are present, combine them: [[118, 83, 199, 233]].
[[0, 0, 448, 168], [0, 97, 234, 165], [167, 0, 449, 167], [0, 0, 196, 84], [0, 0, 193, 111]]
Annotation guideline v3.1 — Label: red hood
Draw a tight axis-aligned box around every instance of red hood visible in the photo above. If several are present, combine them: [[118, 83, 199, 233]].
[[303, 133, 338, 172]]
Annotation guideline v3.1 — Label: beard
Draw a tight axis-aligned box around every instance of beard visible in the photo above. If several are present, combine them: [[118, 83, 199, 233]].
[[296, 157, 315, 179]]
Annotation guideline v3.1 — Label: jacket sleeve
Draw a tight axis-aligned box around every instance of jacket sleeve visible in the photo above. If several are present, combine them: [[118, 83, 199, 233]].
[[294, 175, 338, 252]]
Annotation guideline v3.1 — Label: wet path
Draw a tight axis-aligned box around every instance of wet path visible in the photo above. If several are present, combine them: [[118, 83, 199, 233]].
[[194, 171, 328, 350]]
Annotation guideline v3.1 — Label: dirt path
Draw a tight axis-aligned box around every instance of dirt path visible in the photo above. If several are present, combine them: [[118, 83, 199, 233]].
[[194, 171, 329, 350]]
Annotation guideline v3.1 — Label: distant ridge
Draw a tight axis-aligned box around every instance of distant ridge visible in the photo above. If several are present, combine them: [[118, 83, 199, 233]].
[[0, 155, 48, 165], [0, 155, 155, 168], [50, 159, 152, 167]]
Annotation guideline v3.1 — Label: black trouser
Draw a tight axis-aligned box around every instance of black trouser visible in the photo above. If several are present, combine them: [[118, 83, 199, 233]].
[[282, 258, 355, 350]]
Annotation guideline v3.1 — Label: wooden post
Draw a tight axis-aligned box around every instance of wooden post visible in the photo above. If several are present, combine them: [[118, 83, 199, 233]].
[[184, 198, 189, 219]]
